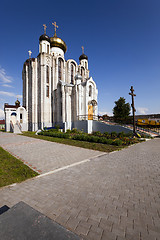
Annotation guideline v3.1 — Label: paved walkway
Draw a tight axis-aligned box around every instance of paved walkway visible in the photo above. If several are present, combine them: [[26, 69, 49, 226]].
[[0, 132, 160, 240], [0, 132, 104, 173]]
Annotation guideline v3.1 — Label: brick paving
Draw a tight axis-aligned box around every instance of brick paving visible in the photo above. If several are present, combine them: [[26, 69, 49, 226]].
[[0, 132, 160, 240], [0, 132, 103, 173]]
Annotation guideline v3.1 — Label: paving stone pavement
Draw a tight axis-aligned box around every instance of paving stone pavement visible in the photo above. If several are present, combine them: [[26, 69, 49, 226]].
[[0, 132, 160, 240], [0, 132, 104, 173]]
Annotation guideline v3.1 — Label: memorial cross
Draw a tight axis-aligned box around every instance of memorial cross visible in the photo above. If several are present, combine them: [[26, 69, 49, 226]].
[[52, 21, 58, 34], [43, 24, 47, 34], [28, 50, 32, 58], [129, 86, 136, 135]]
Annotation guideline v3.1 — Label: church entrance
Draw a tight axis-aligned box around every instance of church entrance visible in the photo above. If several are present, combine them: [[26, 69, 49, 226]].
[[88, 105, 93, 120], [11, 112, 17, 125]]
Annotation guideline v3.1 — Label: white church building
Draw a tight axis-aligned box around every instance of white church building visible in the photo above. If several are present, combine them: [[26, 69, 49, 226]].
[[4, 23, 98, 133]]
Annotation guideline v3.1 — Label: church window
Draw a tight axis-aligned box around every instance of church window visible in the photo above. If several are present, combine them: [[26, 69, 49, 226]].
[[40, 44, 42, 53], [47, 45, 49, 54], [81, 67, 84, 81], [20, 113, 22, 120], [46, 66, 49, 83], [89, 85, 92, 97], [58, 58, 63, 81], [46, 85, 49, 97], [85, 62, 87, 69], [11, 112, 17, 116], [71, 64, 74, 84]]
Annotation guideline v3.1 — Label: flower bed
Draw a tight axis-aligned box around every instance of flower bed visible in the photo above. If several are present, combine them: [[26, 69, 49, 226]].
[[38, 129, 142, 146]]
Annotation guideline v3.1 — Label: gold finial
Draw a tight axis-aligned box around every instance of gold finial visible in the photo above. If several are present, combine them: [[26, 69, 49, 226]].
[[52, 21, 58, 35], [43, 24, 47, 34], [81, 46, 84, 54], [28, 50, 32, 58]]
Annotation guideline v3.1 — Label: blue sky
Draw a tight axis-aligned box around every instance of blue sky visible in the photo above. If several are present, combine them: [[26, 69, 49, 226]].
[[0, 0, 160, 119]]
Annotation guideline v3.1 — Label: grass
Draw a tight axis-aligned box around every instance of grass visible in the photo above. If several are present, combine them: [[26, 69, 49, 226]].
[[22, 131, 125, 152], [0, 129, 5, 132], [0, 146, 38, 188]]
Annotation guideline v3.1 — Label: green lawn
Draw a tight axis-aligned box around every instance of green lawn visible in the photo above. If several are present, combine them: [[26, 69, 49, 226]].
[[22, 131, 124, 152], [0, 146, 38, 188]]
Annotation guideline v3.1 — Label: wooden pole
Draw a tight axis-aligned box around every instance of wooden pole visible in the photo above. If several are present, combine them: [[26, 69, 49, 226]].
[[129, 86, 136, 135]]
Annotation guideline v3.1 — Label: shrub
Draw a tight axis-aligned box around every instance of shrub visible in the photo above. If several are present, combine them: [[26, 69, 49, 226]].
[[112, 139, 123, 146], [103, 132, 110, 138], [111, 132, 117, 139], [92, 131, 102, 137], [55, 125, 60, 131], [118, 132, 125, 138], [105, 139, 113, 145], [100, 137, 109, 144], [66, 129, 72, 133]]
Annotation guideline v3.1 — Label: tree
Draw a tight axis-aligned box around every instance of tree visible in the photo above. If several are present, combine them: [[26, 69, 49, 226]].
[[113, 97, 131, 123]]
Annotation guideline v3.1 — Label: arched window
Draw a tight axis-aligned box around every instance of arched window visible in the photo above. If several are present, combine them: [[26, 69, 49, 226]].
[[47, 45, 49, 54], [11, 112, 17, 116], [46, 66, 49, 83], [81, 67, 84, 81], [89, 85, 92, 97], [85, 61, 87, 69], [40, 44, 42, 53], [46, 85, 49, 97], [58, 58, 63, 81], [71, 64, 74, 84]]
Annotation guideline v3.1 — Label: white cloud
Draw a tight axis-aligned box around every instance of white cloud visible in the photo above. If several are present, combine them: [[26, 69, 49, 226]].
[[16, 95, 22, 99], [0, 108, 4, 119], [137, 107, 149, 115], [0, 91, 15, 97], [98, 111, 113, 116], [2, 84, 14, 88], [0, 91, 22, 99], [0, 66, 13, 84]]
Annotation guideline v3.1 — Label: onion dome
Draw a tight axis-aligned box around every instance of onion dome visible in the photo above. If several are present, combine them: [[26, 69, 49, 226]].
[[15, 99, 20, 107], [39, 34, 50, 43], [79, 53, 88, 61], [50, 33, 67, 53]]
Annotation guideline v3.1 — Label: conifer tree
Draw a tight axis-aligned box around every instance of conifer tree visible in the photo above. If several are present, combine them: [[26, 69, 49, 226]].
[[113, 97, 131, 123]]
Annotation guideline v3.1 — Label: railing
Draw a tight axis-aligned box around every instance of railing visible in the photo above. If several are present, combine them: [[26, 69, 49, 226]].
[[16, 120, 22, 131], [136, 125, 160, 136], [10, 121, 14, 132], [77, 115, 98, 121]]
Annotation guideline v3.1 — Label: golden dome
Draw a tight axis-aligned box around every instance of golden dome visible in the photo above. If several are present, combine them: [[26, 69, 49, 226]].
[[50, 33, 67, 53]]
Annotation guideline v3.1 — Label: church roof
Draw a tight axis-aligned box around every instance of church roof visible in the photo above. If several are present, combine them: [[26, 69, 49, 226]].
[[50, 33, 67, 53], [39, 34, 50, 43], [79, 53, 88, 61]]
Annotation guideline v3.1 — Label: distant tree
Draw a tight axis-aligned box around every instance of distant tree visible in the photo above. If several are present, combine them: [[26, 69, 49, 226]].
[[102, 114, 109, 121], [113, 97, 131, 123]]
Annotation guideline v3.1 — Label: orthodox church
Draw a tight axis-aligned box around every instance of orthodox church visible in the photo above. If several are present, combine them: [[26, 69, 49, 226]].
[[4, 22, 98, 133]]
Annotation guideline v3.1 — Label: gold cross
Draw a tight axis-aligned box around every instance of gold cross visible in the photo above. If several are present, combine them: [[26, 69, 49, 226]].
[[43, 24, 47, 34], [81, 46, 84, 54], [28, 50, 32, 58], [52, 21, 58, 34]]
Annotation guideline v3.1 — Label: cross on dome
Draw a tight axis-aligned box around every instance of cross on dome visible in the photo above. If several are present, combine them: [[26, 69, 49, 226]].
[[28, 50, 32, 58], [43, 24, 47, 34], [81, 46, 84, 54], [52, 21, 58, 35]]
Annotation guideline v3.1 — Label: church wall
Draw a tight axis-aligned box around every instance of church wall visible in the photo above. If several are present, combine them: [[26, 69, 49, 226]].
[[73, 120, 88, 133], [93, 121, 132, 134], [28, 60, 33, 131], [32, 59, 38, 131], [37, 55, 41, 129]]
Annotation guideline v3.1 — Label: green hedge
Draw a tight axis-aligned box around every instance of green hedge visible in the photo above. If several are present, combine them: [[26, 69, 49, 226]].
[[38, 129, 142, 146], [38, 131, 124, 146]]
